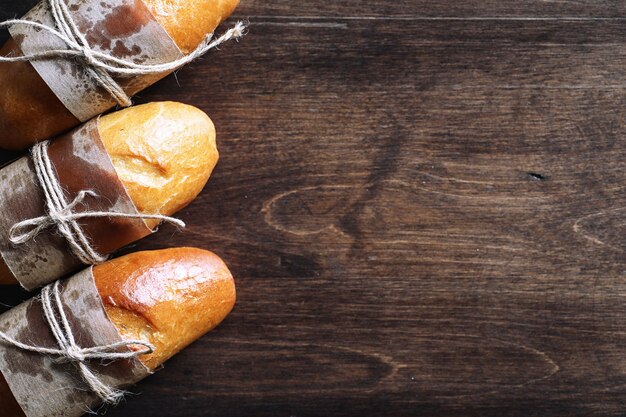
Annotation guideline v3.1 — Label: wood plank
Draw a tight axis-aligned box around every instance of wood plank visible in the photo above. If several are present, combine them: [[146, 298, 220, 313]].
[[107, 17, 626, 417], [0, 2, 624, 417], [3, 1, 626, 20], [238, 0, 626, 18]]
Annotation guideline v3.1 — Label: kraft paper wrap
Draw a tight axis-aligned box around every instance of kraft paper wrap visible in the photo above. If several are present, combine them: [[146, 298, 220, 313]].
[[0, 119, 152, 291], [9, 0, 184, 122], [0, 268, 151, 417]]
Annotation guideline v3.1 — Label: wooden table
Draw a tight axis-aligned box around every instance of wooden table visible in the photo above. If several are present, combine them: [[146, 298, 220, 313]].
[[1, 1, 625, 416]]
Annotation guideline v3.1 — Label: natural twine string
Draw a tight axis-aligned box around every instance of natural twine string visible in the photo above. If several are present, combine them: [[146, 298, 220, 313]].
[[0, 0, 246, 107], [9, 140, 186, 265], [0, 280, 154, 404]]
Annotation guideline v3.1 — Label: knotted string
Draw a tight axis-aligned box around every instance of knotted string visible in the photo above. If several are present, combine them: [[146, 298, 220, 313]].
[[9, 140, 186, 265], [0, 0, 246, 107], [0, 280, 154, 404]]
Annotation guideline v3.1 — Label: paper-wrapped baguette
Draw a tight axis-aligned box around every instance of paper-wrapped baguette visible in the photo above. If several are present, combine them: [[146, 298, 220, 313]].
[[0, 0, 239, 150], [0, 101, 219, 286], [0, 247, 236, 416], [95, 247, 236, 369]]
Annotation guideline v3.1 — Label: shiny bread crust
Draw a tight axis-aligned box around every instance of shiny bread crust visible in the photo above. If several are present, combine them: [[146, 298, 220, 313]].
[[0, 102, 218, 285], [93, 247, 236, 370], [0, 371, 24, 417], [98, 102, 219, 228], [0, 39, 79, 150], [143, 0, 241, 53], [0, 248, 235, 415], [0, 0, 240, 150]]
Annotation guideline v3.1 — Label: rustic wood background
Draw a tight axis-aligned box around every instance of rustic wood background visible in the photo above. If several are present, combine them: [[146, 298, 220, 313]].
[[1, 1, 625, 416]]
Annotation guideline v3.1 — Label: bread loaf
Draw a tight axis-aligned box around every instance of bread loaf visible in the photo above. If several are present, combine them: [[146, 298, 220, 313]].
[[144, 0, 240, 54], [99, 101, 219, 228], [0, 102, 218, 285], [0, 0, 239, 150], [94, 247, 236, 369], [0, 247, 235, 416]]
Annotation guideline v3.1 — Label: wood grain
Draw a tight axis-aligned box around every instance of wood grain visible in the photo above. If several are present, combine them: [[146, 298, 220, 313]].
[[0, 1, 625, 416]]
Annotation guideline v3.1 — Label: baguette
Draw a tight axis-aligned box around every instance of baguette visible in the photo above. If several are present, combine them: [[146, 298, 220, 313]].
[[0, 0, 239, 150], [0, 247, 236, 416], [0, 101, 219, 285], [94, 247, 236, 370]]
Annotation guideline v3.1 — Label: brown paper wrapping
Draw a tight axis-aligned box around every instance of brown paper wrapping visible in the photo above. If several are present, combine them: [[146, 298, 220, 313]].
[[0, 119, 152, 291], [0, 267, 151, 417], [9, 0, 183, 122]]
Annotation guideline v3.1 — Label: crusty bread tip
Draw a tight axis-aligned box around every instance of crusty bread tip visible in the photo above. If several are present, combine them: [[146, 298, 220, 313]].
[[0, 247, 235, 416], [94, 247, 236, 370], [0, 101, 219, 285]]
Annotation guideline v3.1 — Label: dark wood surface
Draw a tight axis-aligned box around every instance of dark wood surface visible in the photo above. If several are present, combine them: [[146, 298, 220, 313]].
[[1, 1, 625, 416]]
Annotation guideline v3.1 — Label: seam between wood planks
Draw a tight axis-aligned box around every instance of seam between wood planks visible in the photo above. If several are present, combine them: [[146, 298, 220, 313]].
[[247, 15, 626, 22]]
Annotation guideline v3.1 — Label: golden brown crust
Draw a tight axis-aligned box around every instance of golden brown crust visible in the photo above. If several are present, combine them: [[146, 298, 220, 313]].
[[0, 372, 24, 417], [142, 0, 240, 53], [0, 248, 234, 413], [0, 102, 217, 285], [0, 0, 239, 150], [98, 102, 219, 229], [0, 256, 18, 285], [93, 248, 236, 370], [0, 39, 79, 150]]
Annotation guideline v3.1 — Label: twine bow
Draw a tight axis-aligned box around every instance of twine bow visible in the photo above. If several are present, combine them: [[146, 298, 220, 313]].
[[0, 0, 246, 107], [9, 140, 186, 265], [0, 280, 154, 404]]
